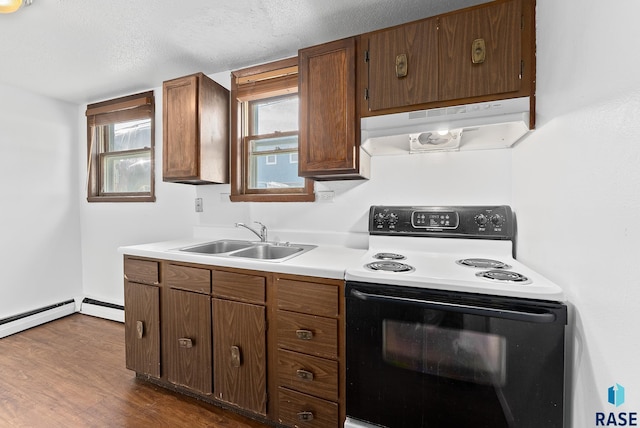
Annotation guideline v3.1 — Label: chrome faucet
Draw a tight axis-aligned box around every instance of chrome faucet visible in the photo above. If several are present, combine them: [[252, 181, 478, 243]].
[[235, 221, 268, 242]]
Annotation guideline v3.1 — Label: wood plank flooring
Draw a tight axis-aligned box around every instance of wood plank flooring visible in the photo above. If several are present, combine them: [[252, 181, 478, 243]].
[[0, 314, 270, 427]]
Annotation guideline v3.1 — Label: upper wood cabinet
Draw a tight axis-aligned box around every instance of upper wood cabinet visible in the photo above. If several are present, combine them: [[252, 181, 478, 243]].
[[298, 37, 370, 180], [360, 0, 534, 118], [438, 0, 523, 101], [366, 18, 439, 111], [163, 72, 230, 184]]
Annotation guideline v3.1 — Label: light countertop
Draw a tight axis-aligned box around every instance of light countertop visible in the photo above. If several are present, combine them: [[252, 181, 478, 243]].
[[118, 233, 367, 280]]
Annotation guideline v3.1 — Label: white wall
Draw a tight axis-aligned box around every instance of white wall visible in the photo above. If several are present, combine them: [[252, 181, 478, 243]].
[[78, 87, 199, 306], [0, 84, 82, 318], [512, 0, 640, 425]]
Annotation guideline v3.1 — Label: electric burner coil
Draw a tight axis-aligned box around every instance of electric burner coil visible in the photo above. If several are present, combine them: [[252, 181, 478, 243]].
[[456, 258, 511, 269], [365, 261, 415, 273]]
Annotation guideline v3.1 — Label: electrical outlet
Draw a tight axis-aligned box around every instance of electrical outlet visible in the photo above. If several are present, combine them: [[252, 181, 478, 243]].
[[316, 191, 334, 203], [195, 198, 203, 212]]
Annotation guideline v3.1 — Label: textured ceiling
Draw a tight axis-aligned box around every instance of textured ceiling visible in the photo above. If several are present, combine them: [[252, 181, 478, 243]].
[[0, 0, 486, 104]]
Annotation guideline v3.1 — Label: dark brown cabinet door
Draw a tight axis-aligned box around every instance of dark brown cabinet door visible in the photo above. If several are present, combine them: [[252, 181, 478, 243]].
[[438, 0, 522, 101], [163, 72, 229, 184], [366, 18, 439, 111], [213, 298, 266, 415], [165, 288, 212, 394], [124, 281, 160, 378], [299, 37, 368, 179]]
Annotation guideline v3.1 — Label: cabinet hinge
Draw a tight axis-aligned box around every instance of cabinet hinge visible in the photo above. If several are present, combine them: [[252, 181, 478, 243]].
[[364, 88, 370, 100], [364, 50, 370, 63], [521, 14, 525, 30], [520, 60, 524, 79]]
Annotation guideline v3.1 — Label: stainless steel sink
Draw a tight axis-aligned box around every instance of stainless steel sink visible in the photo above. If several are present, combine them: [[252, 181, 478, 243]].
[[177, 240, 316, 262], [179, 240, 254, 254], [229, 243, 308, 260]]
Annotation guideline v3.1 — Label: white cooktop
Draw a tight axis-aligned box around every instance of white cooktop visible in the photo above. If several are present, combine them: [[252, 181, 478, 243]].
[[345, 236, 565, 302]]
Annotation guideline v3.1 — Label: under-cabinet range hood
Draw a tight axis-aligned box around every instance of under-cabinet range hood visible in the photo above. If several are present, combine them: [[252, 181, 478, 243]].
[[361, 97, 531, 155]]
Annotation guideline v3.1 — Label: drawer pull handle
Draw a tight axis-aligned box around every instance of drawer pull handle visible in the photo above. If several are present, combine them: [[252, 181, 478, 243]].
[[297, 411, 314, 422], [136, 321, 144, 339], [296, 369, 314, 381], [295, 329, 313, 340], [230, 345, 242, 368], [178, 338, 193, 348]]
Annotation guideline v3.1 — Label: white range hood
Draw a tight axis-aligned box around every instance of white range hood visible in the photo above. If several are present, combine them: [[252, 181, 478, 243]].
[[361, 96, 531, 155]]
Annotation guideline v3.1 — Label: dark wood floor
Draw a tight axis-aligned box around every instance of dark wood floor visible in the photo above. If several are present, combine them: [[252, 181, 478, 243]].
[[0, 314, 269, 427]]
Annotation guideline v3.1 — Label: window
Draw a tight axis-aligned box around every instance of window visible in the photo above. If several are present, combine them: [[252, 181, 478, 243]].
[[86, 91, 155, 202], [230, 58, 314, 202]]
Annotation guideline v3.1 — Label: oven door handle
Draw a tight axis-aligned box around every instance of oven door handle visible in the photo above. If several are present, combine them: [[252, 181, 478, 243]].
[[350, 289, 557, 323]]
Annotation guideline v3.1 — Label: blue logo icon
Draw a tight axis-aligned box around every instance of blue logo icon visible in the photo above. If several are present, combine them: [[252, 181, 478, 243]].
[[609, 384, 626, 407]]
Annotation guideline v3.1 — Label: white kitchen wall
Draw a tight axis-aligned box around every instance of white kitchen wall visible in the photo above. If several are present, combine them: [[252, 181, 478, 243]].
[[512, 0, 640, 425], [0, 84, 82, 318], [77, 88, 199, 306]]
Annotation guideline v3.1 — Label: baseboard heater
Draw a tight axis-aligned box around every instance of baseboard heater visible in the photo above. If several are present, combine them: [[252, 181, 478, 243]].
[[80, 298, 124, 323], [0, 299, 76, 339]]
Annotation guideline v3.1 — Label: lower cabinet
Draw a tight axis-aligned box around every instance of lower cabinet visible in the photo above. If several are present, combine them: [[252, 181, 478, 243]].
[[164, 263, 212, 395], [165, 287, 212, 394], [124, 281, 160, 378], [123, 256, 344, 427], [213, 299, 267, 414], [274, 275, 345, 427]]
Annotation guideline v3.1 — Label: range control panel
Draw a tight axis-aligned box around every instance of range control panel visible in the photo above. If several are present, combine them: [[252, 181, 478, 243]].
[[369, 205, 515, 240]]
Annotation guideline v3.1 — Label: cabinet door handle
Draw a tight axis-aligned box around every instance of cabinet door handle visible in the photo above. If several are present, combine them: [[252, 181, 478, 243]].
[[296, 369, 314, 381], [136, 321, 144, 339], [178, 338, 193, 348], [472, 38, 486, 64], [230, 345, 242, 368], [396, 53, 408, 78], [295, 329, 314, 340], [297, 411, 314, 422]]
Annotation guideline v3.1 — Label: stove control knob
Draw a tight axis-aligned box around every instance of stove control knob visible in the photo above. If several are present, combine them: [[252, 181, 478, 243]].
[[374, 212, 387, 226], [475, 214, 488, 226], [490, 214, 504, 227], [388, 213, 399, 225]]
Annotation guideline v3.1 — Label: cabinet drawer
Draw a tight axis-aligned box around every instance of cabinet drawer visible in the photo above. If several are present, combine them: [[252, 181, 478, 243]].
[[166, 264, 211, 294], [278, 387, 339, 428], [277, 278, 339, 317], [212, 270, 265, 304], [277, 349, 338, 401], [277, 311, 338, 359], [124, 258, 159, 285]]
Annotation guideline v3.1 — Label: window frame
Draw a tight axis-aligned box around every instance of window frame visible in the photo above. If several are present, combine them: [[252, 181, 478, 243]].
[[85, 91, 155, 202], [230, 57, 315, 202]]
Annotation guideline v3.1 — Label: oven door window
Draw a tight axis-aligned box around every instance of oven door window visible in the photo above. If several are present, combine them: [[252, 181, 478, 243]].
[[383, 320, 506, 386]]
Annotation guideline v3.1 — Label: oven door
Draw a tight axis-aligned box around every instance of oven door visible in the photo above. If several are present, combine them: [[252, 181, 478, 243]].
[[346, 281, 567, 428]]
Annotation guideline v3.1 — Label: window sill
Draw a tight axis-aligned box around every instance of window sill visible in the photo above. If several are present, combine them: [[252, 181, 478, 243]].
[[87, 195, 156, 203]]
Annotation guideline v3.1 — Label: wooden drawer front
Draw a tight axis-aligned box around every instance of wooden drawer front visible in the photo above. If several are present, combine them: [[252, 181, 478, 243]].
[[277, 279, 339, 318], [166, 264, 211, 294], [277, 349, 338, 401], [277, 311, 338, 359], [212, 270, 265, 304], [278, 387, 339, 428], [124, 258, 159, 285]]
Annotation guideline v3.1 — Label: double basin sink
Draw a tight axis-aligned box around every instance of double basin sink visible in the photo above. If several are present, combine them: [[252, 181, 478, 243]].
[[177, 239, 316, 262]]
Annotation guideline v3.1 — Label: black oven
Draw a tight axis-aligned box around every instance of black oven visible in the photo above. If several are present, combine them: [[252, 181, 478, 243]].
[[345, 281, 567, 428]]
